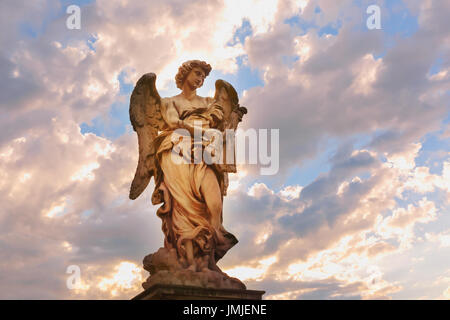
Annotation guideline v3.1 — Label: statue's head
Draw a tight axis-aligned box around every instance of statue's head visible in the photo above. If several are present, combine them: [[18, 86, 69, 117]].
[[175, 60, 212, 90]]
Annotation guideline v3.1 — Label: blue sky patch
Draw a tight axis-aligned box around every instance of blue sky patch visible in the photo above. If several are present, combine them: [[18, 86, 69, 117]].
[[80, 70, 132, 139], [382, 0, 419, 38], [228, 19, 253, 46], [318, 21, 342, 37], [284, 14, 341, 38]]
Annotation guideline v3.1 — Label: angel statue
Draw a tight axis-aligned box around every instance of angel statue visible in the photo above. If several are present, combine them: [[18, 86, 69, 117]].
[[129, 60, 248, 290]]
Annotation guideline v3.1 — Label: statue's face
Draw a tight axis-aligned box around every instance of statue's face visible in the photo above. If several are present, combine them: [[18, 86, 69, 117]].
[[185, 66, 206, 89]]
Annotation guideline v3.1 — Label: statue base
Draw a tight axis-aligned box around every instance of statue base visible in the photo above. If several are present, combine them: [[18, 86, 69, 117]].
[[132, 284, 265, 300], [141, 247, 248, 291]]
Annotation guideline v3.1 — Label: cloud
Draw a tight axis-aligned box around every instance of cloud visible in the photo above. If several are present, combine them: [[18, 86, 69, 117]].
[[240, 0, 450, 174], [0, 0, 286, 299], [1, 0, 449, 300], [425, 230, 450, 248], [221, 140, 449, 299], [0, 116, 165, 298]]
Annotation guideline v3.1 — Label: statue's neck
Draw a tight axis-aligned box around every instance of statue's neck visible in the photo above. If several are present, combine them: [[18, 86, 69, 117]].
[[181, 84, 197, 101]]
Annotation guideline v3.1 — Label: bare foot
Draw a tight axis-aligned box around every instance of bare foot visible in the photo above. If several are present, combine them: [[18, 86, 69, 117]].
[[187, 264, 197, 272]]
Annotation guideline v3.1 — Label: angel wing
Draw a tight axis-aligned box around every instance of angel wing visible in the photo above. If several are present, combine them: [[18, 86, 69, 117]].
[[129, 73, 166, 200], [214, 79, 247, 130], [213, 80, 247, 174]]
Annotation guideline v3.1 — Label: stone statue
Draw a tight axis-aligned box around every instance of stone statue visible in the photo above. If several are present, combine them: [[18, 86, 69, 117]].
[[129, 60, 248, 290]]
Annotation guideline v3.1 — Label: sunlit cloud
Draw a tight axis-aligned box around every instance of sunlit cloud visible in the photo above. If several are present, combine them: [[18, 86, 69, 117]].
[[224, 255, 278, 281], [1, 0, 450, 300], [97, 261, 144, 296]]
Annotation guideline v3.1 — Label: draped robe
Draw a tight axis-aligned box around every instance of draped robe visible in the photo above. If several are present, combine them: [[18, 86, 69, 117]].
[[152, 96, 237, 267]]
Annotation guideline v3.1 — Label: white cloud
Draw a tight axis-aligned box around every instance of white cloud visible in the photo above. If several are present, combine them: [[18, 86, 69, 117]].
[[1, 0, 450, 300]]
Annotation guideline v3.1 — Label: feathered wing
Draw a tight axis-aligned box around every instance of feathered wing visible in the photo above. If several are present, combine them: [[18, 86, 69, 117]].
[[129, 73, 166, 200], [213, 80, 247, 174]]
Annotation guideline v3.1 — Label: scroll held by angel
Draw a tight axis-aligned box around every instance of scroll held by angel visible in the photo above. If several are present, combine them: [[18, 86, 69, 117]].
[[129, 60, 248, 290]]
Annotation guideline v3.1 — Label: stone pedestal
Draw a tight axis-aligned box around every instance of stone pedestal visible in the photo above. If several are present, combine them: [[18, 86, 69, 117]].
[[132, 284, 265, 300]]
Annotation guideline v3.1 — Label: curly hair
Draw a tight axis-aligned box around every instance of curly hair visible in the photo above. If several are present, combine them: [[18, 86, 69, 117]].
[[175, 60, 212, 89]]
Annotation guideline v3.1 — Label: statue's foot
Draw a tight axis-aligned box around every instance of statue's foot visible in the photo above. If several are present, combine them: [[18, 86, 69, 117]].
[[187, 264, 197, 272]]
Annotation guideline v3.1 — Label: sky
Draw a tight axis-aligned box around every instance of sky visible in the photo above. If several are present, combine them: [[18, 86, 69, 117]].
[[0, 0, 449, 299]]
